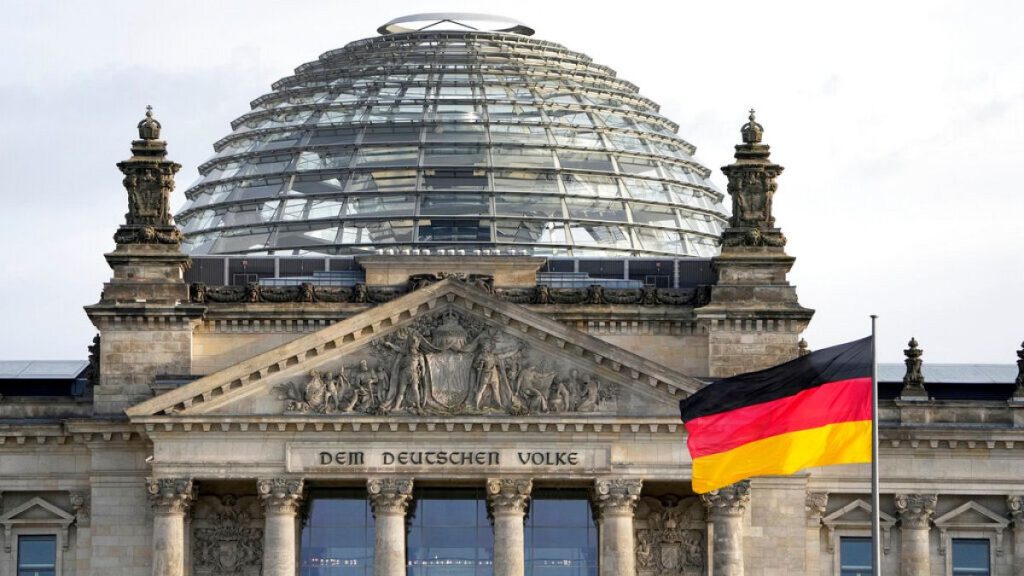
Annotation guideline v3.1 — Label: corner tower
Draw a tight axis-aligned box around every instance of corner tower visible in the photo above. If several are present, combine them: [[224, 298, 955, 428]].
[[697, 111, 813, 377], [85, 108, 205, 413]]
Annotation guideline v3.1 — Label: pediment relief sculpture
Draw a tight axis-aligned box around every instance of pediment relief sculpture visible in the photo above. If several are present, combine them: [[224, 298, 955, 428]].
[[273, 309, 617, 416], [634, 496, 706, 576]]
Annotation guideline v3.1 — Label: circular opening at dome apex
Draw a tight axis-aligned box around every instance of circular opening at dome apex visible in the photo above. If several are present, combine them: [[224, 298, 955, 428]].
[[377, 13, 535, 36]]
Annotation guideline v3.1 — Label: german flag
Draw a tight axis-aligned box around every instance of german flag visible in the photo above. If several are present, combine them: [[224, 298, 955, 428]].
[[680, 337, 873, 493]]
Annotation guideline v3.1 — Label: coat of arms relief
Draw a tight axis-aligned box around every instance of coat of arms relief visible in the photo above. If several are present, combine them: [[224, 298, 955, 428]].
[[273, 309, 617, 416], [634, 497, 706, 576], [191, 495, 263, 576]]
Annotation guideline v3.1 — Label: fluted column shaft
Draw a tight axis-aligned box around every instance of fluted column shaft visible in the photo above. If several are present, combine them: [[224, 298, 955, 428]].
[[895, 493, 936, 576], [488, 479, 532, 576], [147, 478, 194, 576], [368, 478, 413, 576], [593, 478, 642, 576], [259, 478, 304, 576], [702, 481, 750, 576]]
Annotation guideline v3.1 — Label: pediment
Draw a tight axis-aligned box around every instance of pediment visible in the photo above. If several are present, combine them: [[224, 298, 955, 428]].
[[127, 279, 703, 419], [0, 497, 75, 525], [934, 501, 1009, 528], [822, 499, 897, 527]]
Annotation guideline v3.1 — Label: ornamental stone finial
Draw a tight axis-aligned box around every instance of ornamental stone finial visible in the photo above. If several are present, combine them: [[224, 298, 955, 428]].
[[367, 477, 413, 517], [899, 337, 928, 400], [741, 108, 763, 144], [798, 338, 810, 357], [592, 478, 642, 518], [487, 478, 533, 515], [701, 480, 751, 517], [257, 478, 304, 514], [894, 493, 937, 529], [1013, 341, 1024, 400], [146, 477, 195, 514], [137, 105, 162, 140]]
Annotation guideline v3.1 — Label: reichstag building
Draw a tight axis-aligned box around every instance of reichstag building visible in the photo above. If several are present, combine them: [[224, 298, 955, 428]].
[[1, 12, 1021, 576]]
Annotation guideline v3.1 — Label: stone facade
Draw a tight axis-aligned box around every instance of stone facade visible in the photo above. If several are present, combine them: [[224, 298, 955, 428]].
[[1, 110, 1022, 576]]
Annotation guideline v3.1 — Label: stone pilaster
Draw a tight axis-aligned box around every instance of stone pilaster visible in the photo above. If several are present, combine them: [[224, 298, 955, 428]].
[[702, 481, 750, 576], [894, 493, 936, 576], [146, 478, 194, 576], [258, 478, 304, 576], [1009, 495, 1024, 576], [368, 477, 413, 576], [592, 478, 642, 576], [487, 479, 532, 576], [805, 492, 828, 574]]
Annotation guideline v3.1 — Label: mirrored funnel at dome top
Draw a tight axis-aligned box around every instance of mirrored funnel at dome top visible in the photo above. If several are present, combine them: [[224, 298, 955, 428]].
[[174, 15, 729, 258]]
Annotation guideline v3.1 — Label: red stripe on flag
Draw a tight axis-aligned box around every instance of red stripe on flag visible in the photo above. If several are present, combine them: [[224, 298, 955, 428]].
[[685, 377, 872, 458]]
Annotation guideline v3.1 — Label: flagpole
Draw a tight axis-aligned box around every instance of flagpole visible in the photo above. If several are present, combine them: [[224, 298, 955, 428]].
[[870, 315, 881, 575]]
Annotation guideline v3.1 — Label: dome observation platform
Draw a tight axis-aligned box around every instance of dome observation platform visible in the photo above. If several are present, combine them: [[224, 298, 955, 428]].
[[174, 14, 728, 258]]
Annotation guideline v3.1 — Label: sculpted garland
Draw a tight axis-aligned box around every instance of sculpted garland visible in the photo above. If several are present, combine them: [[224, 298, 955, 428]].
[[274, 310, 616, 416]]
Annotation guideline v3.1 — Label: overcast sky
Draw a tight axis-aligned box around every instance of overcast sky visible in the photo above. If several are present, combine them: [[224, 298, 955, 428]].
[[0, 0, 1021, 364]]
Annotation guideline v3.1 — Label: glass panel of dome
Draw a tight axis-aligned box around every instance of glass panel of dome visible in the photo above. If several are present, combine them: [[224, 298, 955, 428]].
[[648, 139, 688, 159], [551, 128, 604, 149], [362, 125, 421, 144], [495, 194, 563, 218], [488, 104, 542, 122], [273, 224, 339, 248], [565, 198, 628, 222], [318, 109, 364, 125], [631, 204, 679, 227], [340, 220, 413, 244], [635, 120, 676, 137], [546, 109, 594, 127], [425, 123, 486, 143], [420, 194, 491, 216], [344, 195, 416, 218], [422, 169, 488, 191], [296, 150, 352, 171], [491, 147, 555, 169], [210, 230, 270, 253], [308, 199, 343, 220], [309, 127, 360, 146], [219, 205, 269, 228], [489, 124, 548, 145], [496, 220, 565, 244], [435, 85, 474, 99], [353, 146, 419, 168], [620, 177, 671, 202], [558, 151, 614, 172], [417, 219, 491, 241], [493, 171, 559, 193], [617, 157, 661, 178], [568, 224, 631, 248], [344, 170, 417, 193], [607, 134, 647, 154], [367, 104, 424, 123], [635, 228, 684, 254], [422, 146, 487, 167], [290, 176, 346, 195], [430, 103, 482, 121], [226, 179, 288, 203], [561, 174, 619, 197], [280, 199, 307, 221]]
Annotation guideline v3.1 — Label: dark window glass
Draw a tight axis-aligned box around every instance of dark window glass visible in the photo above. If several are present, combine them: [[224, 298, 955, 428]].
[[952, 539, 990, 576], [407, 488, 493, 576], [525, 489, 597, 576], [839, 537, 871, 576], [418, 220, 491, 242], [17, 535, 56, 576], [300, 491, 375, 576]]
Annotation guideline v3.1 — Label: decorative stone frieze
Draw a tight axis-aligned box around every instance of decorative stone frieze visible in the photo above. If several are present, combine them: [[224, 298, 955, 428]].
[[894, 493, 937, 528], [147, 478, 195, 514], [191, 495, 263, 576], [593, 478, 642, 517], [486, 478, 533, 515], [257, 478, 303, 514], [367, 477, 414, 517], [806, 491, 828, 527]]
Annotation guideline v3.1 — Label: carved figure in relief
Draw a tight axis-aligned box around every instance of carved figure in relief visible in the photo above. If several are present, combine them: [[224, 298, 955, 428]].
[[548, 374, 573, 412], [471, 337, 517, 410], [576, 373, 601, 411], [383, 330, 439, 411]]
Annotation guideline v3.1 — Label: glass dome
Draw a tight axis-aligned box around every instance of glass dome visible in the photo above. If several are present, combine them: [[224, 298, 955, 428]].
[[175, 16, 728, 257]]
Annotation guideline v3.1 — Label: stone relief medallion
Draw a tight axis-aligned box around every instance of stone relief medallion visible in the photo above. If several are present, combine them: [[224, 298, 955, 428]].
[[635, 497, 705, 576], [273, 308, 617, 416], [191, 495, 263, 576]]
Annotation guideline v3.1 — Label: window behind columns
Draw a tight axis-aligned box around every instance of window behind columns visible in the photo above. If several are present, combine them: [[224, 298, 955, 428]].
[[838, 537, 871, 576], [951, 539, 990, 576], [407, 488, 493, 576], [300, 489, 376, 576], [525, 489, 598, 576], [17, 535, 57, 576]]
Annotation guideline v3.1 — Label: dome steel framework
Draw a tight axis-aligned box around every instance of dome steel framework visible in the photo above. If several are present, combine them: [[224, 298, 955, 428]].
[[175, 19, 728, 257]]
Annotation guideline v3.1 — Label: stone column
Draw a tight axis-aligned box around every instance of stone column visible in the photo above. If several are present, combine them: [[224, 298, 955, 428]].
[[146, 478, 194, 576], [258, 478, 304, 576], [894, 493, 936, 576], [487, 479, 533, 576], [805, 492, 828, 575], [592, 478, 642, 576], [1008, 495, 1023, 576], [701, 481, 750, 576], [368, 477, 413, 576]]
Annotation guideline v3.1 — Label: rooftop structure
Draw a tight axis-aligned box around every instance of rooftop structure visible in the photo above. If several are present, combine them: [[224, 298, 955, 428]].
[[174, 18, 727, 257]]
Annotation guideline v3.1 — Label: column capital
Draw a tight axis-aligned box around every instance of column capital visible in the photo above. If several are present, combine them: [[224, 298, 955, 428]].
[[806, 491, 829, 527], [487, 478, 533, 515], [592, 478, 642, 518], [701, 480, 750, 518], [1007, 495, 1023, 524], [894, 493, 937, 528], [258, 478, 304, 515], [367, 477, 413, 517], [146, 477, 194, 515]]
